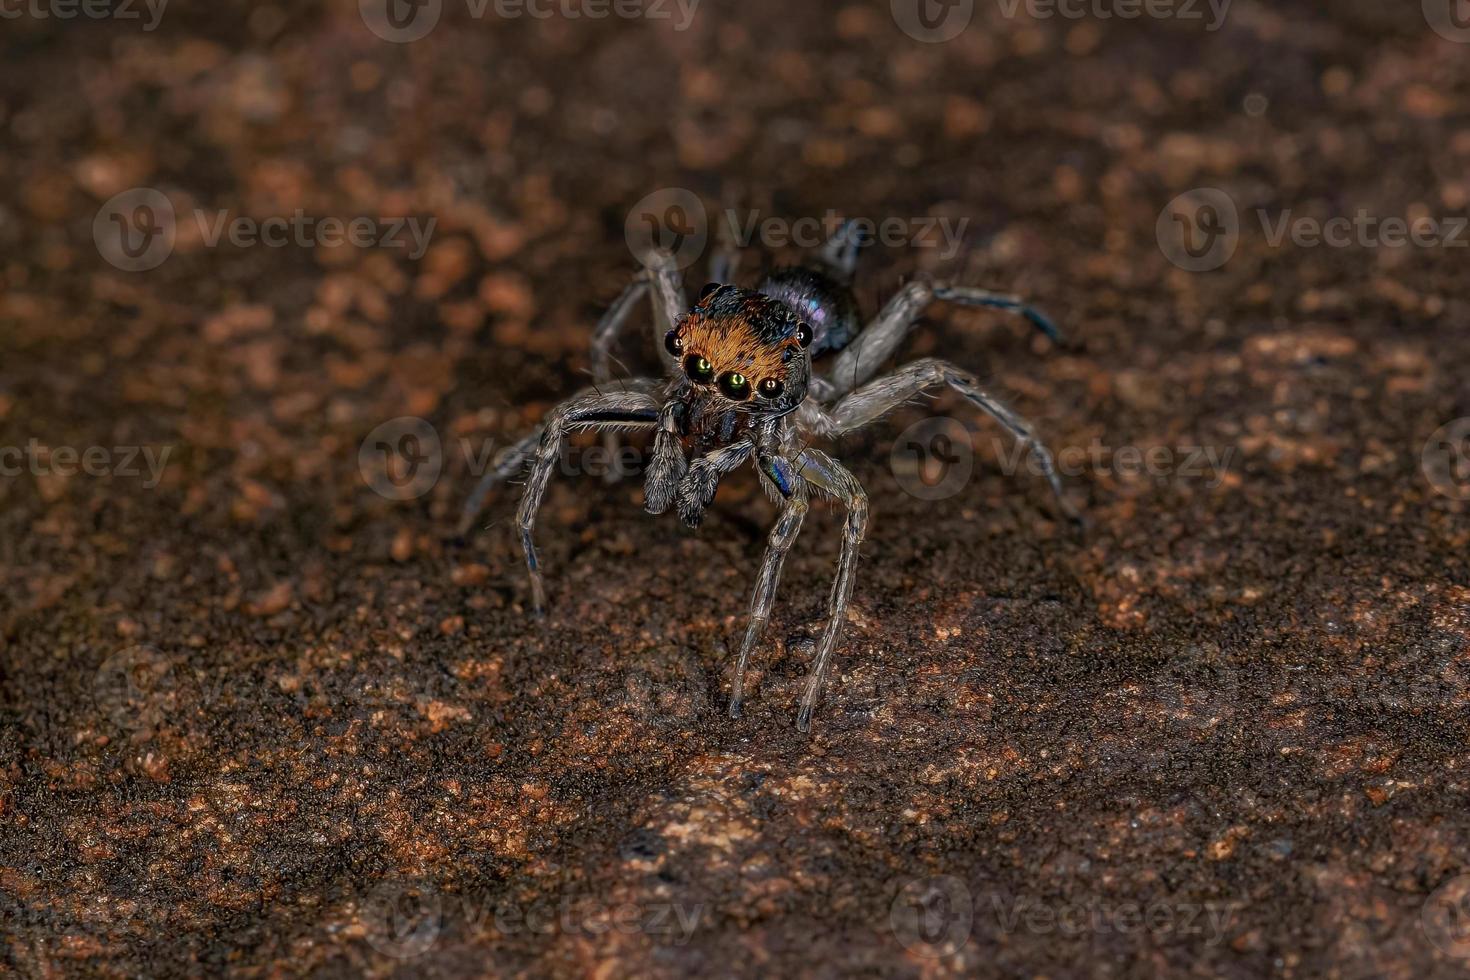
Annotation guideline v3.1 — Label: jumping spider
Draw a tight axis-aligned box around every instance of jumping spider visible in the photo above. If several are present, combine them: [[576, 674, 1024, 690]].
[[461, 223, 1080, 731]]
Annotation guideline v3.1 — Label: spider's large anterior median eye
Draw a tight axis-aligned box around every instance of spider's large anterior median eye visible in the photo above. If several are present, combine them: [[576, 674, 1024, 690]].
[[684, 354, 714, 383], [718, 372, 751, 401], [758, 378, 785, 400], [664, 330, 683, 356]]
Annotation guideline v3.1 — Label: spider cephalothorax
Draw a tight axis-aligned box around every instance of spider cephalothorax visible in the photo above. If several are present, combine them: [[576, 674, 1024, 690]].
[[665, 283, 812, 418], [461, 220, 1079, 731]]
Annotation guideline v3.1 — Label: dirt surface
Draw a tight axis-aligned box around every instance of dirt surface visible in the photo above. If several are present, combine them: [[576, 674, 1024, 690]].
[[2, 1, 1469, 976]]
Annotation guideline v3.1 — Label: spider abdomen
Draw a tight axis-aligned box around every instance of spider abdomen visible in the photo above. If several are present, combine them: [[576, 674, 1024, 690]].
[[759, 267, 861, 358]]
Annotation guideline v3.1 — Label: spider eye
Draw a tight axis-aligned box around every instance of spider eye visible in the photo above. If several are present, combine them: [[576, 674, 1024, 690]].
[[664, 330, 683, 356], [698, 282, 722, 302], [684, 355, 714, 383], [795, 322, 813, 349], [718, 372, 751, 401], [758, 378, 785, 399]]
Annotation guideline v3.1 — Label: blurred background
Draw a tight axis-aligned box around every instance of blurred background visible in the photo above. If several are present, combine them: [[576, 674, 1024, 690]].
[[2, 0, 1468, 976]]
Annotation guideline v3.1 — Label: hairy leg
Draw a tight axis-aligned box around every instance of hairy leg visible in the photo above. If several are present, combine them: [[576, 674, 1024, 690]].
[[645, 247, 691, 352], [708, 209, 743, 285], [513, 390, 660, 613], [458, 379, 661, 536], [589, 249, 690, 481], [456, 428, 541, 539], [825, 280, 1063, 397], [676, 439, 756, 528], [589, 277, 653, 480], [825, 357, 1080, 523], [793, 449, 869, 732], [643, 400, 688, 517], [589, 276, 652, 395], [729, 454, 809, 719]]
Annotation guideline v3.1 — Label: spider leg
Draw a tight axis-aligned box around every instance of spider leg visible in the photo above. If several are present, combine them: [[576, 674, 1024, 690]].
[[513, 389, 660, 614], [677, 439, 756, 528], [793, 449, 868, 732], [826, 358, 1081, 524], [729, 453, 809, 719], [589, 276, 652, 398], [458, 379, 662, 536], [708, 209, 743, 285], [643, 400, 689, 517], [590, 250, 691, 481], [645, 247, 691, 349], [456, 428, 541, 539], [825, 280, 1062, 397], [816, 219, 864, 283]]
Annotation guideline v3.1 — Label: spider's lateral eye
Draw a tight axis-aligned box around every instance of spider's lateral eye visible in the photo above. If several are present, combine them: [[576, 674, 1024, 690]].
[[684, 354, 714, 383], [664, 330, 683, 356], [758, 378, 785, 399], [699, 282, 722, 302], [795, 322, 814, 349], [718, 372, 751, 401]]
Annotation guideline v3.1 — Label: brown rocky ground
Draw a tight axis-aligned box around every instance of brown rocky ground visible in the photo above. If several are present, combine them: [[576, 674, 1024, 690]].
[[2, 0, 1469, 976]]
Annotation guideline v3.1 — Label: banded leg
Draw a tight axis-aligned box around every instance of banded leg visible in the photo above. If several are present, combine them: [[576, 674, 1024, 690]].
[[826, 280, 1063, 398], [514, 390, 660, 614], [794, 450, 869, 732], [729, 454, 809, 719], [827, 358, 1080, 524]]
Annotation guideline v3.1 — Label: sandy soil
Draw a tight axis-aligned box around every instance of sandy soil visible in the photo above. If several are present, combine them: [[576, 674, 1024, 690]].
[[2, 0, 1469, 976]]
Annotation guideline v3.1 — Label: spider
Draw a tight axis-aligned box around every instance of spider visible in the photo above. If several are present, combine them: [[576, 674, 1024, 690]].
[[460, 222, 1080, 731]]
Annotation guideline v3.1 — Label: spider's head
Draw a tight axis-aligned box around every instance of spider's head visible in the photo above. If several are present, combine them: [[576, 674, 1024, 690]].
[[664, 283, 812, 416]]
